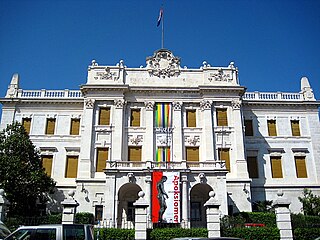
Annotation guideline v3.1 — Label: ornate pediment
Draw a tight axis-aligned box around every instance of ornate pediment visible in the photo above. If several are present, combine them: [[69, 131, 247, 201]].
[[146, 49, 181, 78]]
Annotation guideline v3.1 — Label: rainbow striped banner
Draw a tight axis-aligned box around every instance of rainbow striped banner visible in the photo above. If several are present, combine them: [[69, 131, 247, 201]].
[[156, 147, 171, 162], [155, 103, 172, 128]]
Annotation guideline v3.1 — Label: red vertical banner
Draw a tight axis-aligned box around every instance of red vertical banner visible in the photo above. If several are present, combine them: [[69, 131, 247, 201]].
[[152, 171, 180, 223]]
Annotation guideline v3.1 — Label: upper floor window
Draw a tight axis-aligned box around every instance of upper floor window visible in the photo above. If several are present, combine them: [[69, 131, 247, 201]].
[[218, 148, 230, 172], [22, 117, 32, 134], [96, 148, 108, 172], [186, 109, 196, 127], [186, 147, 199, 162], [70, 118, 80, 135], [270, 156, 283, 178], [128, 146, 142, 161], [247, 156, 259, 178], [291, 120, 301, 136], [41, 155, 53, 177], [99, 107, 110, 125], [216, 108, 228, 126], [267, 120, 277, 136], [244, 119, 253, 136], [156, 147, 171, 162], [295, 156, 307, 178], [65, 155, 78, 178], [45, 118, 56, 135], [130, 109, 141, 127]]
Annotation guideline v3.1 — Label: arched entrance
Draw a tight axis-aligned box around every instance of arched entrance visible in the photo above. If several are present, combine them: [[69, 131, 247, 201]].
[[190, 183, 212, 227], [117, 183, 142, 228]]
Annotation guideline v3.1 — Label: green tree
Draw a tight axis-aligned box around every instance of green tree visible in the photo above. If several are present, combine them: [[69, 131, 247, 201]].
[[298, 188, 320, 216], [0, 121, 56, 216]]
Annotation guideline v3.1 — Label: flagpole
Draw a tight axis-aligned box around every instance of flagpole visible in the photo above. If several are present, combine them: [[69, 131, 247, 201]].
[[161, 7, 164, 49]]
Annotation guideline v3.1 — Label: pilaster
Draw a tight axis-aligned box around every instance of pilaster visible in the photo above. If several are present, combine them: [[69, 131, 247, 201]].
[[111, 99, 125, 161], [200, 100, 214, 160], [144, 101, 155, 161], [172, 101, 183, 161]]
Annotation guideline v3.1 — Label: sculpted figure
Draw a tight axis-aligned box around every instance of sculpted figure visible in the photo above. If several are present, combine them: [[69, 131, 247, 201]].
[[157, 176, 168, 222]]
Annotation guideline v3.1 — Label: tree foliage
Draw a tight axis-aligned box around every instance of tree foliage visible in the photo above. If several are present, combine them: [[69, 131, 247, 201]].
[[0, 121, 56, 216], [298, 188, 320, 216]]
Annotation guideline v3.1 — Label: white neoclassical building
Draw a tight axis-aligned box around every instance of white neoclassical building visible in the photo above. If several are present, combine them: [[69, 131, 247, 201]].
[[1, 49, 319, 228]]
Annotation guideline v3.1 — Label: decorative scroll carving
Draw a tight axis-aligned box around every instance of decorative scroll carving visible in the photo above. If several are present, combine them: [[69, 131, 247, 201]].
[[144, 101, 155, 111], [95, 67, 116, 80], [198, 173, 206, 183], [146, 49, 181, 78], [231, 99, 241, 109], [156, 134, 172, 146], [185, 135, 200, 146], [208, 68, 232, 82], [128, 135, 143, 145], [114, 99, 126, 109], [85, 99, 95, 109], [172, 101, 182, 111], [200, 100, 212, 111]]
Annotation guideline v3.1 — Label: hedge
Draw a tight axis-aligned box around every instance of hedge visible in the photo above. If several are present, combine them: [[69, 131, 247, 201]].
[[291, 214, 320, 229], [75, 212, 95, 224], [221, 212, 276, 228], [95, 228, 135, 240], [149, 228, 207, 240], [294, 227, 320, 240], [222, 227, 280, 240]]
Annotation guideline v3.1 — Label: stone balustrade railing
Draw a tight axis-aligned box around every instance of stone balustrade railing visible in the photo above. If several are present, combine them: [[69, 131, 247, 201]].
[[243, 91, 303, 101], [18, 89, 82, 98]]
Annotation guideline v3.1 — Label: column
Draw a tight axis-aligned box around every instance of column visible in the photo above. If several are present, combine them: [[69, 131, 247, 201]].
[[111, 99, 125, 161], [61, 190, 79, 224], [204, 191, 221, 238], [144, 175, 152, 227], [78, 98, 95, 178], [200, 100, 214, 160], [144, 101, 154, 161], [134, 191, 149, 240], [274, 191, 293, 240], [172, 102, 183, 161], [181, 174, 189, 228]]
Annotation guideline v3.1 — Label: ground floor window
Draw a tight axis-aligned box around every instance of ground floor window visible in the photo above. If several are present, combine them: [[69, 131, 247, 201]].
[[127, 202, 135, 221], [95, 205, 103, 223], [190, 202, 201, 221]]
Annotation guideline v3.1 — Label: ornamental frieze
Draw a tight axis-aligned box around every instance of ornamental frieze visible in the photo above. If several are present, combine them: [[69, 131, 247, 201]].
[[208, 68, 232, 82]]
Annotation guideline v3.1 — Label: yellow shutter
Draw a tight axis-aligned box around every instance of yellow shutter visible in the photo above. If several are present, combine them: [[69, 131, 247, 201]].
[[42, 156, 53, 177], [96, 148, 108, 172], [187, 110, 196, 127], [128, 147, 142, 161], [70, 119, 80, 135], [218, 148, 230, 172], [99, 108, 110, 125], [186, 147, 199, 162], [247, 156, 258, 178], [244, 119, 253, 136], [65, 156, 78, 178], [271, 156, 283, 178], [22, 118, 31, 134], [130, 109, 141, 127], [217, 109, 228, 126], [267, 120, 277, 136], [46, 118, 56, 135], [291, 120, 301, 136], [295, 156, 307, 178]]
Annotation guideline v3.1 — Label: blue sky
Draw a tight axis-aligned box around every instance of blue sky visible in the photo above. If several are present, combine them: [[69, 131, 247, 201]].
[[0, 0, 319, 103]]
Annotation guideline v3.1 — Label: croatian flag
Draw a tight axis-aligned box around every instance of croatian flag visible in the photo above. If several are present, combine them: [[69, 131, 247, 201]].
[[157, 8, 163, 27]]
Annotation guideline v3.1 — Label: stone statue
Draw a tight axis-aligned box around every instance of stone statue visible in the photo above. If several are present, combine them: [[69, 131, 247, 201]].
[[157, 176, 168, 222]]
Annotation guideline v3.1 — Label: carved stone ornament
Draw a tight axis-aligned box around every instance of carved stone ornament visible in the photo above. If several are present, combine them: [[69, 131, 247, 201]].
[[95, 67, 116, 80], [85, 99, 95, 109], [208, 68, 232, 82], [144, 101, 154, 111], [146, 49, 181, 78], [231, 99, 241, 109], [129, 135, 143, 145], [156, 134, 172, 146], [114, 99, 126, 109], [185, 135, 200, 146], [172, 101, 182, 111], [200, 100, 212, 111]]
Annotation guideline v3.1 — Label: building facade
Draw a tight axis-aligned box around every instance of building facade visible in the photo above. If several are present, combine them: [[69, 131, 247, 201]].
[[1, 49, 319, 227]]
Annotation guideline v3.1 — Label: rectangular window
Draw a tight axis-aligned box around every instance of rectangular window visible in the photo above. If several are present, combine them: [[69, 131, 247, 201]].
[[186, 147, 199, 162], [70, 118, 80, 135], [22, 118, 32, 134], [295, 156, 307, 178], [42, 156, 53, 177], [218, 148, 230, 172], [291, 120, 301, 136], [190, 202, 201, 221], [186, 109, 196, 127], [244, 119, 253, 136], [267, 120, 277, 136], [216, 108, 228, 126], [95, 205, 103, 222], [128, 146, 142, 161], [96, 148, 108, 172], [98, 107, 110, 125], [247, 156, 259, 178], [45, 118, 56, 135], [130, 109, 141, 127], [127, 202, 135, 221], [65, 156, 78, 178], [270, 156, 283, 178]]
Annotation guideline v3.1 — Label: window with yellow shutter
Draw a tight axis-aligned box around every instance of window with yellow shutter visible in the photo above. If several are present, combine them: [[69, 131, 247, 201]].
[[65, 156, 79, 178], [216, 109, 228, 126], [96, 148, 108, 172], [45, 118, 56, 135], [70, 118, 80, 135], [130, 109, 141, 127], [99, 108, 110, 125], [186, 147, 199, 162], [218, 148, 230, 172], [186, 109, 196, 127], [128, 146, 142, 161], [270, 156, 283, 178], [267, 120, 277, 136], [244, 119, 254, 136], [295, 156, 307, 178], [291, 120, 301, 137], [41, 155, 53, 177], [22, 118, 32, 134], [247, 156, 259, 178]]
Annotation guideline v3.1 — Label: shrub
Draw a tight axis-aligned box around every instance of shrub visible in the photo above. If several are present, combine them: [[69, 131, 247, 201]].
[[291, 213, 320, 229], [75, 212, 95, 224], [95, 228, 135, 240], [46, 213, 62, 224], [149, 228, 207, 240], [294, 227, 320, 240], [222, 227, 280, 240], [235, 212, 276, 227]]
